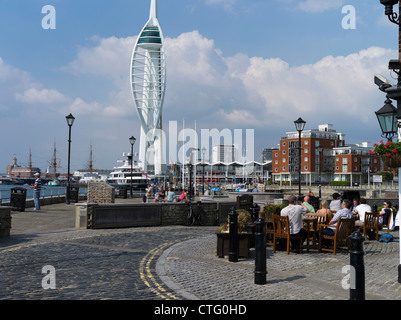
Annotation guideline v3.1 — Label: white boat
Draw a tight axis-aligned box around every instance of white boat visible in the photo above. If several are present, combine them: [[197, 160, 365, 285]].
[[48, 179, 60, 186], [107, 153, 151, 190]]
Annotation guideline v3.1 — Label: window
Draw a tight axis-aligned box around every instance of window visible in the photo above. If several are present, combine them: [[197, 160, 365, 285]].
[[304, 166, 308, 170], [282, 142, 286, 146], [282, 166, 286, 171], [275, 168, 278, 172], [336, 157, 339, 162], [342, 158, 348, 164], [275, 160, 278, 164], [354, 166, 357, 171], [336, 166, 339, 170], [282, 150, 286, 155], [315, 141, 320, 146], [304, 140, 308, 145], [282, 158, 286, 163], [373, 158, 377, 163], [304, 148, 308, 153], [304, 157, 308, 162], [354, 157, 357, 162], [331, 141, 334, 146]]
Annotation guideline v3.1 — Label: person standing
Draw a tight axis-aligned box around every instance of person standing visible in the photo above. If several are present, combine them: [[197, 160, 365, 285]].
[[32, 172, 42, 211]]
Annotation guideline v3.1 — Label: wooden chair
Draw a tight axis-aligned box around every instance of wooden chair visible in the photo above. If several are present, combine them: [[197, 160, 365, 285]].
[[318, 217, 354, 255], [303, 214, 328, 249], [363, 212, 379, 241], [272, 215, 303, 254]]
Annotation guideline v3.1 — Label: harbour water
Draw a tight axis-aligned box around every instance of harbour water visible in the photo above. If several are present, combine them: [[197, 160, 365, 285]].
[[0, 184, 87, 202]]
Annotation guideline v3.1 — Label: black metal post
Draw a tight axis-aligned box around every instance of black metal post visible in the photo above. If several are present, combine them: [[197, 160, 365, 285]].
[[66, 124, 72, 205], [189, 163, 193, 202], [251, 203, 260, 223], [349, 231, 365, 300], [298, 130, 302, 199], [130, 144, 133, 198], [254, 217, 267, 285], [228, 207, 239, 262]]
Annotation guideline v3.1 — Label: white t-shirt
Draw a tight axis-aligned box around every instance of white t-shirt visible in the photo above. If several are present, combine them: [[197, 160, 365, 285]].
[[280, 204, 306, 234], [354, 204, 372, 223]]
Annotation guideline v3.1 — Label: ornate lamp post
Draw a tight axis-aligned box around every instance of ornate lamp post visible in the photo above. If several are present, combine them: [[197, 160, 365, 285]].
[[129, 136, 136, 198], [375, 97, 398, 141], [65, 113, 75, 205], [294, 117, 306, 199], [377, 0, 401, 283]]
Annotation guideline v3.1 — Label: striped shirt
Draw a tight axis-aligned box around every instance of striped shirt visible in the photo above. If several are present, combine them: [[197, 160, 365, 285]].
[[34, 178, 42, 191]]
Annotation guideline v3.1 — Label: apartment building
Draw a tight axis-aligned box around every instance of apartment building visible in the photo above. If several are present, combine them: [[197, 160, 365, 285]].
[[272, 124, 381, 185]]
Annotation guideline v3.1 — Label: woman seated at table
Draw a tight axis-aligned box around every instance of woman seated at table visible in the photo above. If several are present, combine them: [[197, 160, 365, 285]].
[[379, 201, 392, 226], [306, 200, 331, 224]]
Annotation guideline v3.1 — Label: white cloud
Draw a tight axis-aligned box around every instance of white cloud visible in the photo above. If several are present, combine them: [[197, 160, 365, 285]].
[[298, 0, 343, 13], [16, 88, 67, 104]]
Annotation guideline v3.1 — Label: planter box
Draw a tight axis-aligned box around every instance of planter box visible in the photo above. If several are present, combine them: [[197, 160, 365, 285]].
[[216, 232, 251, 258]]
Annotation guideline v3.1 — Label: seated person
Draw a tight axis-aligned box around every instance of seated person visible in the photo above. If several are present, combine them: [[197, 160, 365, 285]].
[[280, 195, 308, 249], [379, 201, 392, 226], [307, 200, 331, 223], [178, 189, 188, 202], [318, 199, 353, 245], [329, 192, 341, 211], [302, 196, 315, 213], [353, 198, 372, 228]]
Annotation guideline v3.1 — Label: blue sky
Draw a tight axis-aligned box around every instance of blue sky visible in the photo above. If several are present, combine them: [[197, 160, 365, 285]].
[[0, 0, 399, 173]]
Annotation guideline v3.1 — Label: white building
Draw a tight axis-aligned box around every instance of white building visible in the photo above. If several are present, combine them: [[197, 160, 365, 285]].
[[130, 0, 166, 175], [212, 145, 238, 163]]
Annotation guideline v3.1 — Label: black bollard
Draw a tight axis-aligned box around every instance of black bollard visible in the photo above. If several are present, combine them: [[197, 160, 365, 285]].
[[349, 231, 365, 300], [251, 203, 260, 223], [254, 217, 267, 285], [228, 207, 239, 262]]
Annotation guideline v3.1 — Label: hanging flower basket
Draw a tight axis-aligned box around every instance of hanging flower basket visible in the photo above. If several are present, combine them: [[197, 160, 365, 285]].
[[381, 153, 401, 168], [371, 140, 401, 168]]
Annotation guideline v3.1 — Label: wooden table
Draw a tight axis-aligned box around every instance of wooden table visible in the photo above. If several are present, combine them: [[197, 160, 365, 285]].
[[302, 216, 318, 252]]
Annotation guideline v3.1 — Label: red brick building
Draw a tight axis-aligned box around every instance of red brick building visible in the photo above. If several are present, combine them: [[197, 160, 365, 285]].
[[272, 124, 381, 185]]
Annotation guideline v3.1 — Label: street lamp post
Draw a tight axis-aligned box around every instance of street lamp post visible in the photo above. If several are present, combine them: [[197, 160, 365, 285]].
[[129, 136, 136, 198], [294, 117, 306, 199], [65, 113, 75, 205], [202, 146, 206, 195], [317, 144, 324, 204], [377, 0, 401, 283]]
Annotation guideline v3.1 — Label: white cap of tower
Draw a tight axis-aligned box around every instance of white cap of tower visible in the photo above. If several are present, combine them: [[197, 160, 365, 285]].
[[149, 0, 158, 23]]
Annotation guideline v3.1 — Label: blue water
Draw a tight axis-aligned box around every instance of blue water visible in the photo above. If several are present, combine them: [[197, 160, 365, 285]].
[[0, 185, 87, 202]]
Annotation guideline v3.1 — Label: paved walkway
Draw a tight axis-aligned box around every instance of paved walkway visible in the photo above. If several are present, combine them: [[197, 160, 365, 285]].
[[1, 201, 401, 300]]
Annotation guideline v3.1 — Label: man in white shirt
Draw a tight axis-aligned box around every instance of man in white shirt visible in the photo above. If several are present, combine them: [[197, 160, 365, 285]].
[[329, 192, 341, 211], [353, 198, 372, 227], [281, 195, 308, 249]]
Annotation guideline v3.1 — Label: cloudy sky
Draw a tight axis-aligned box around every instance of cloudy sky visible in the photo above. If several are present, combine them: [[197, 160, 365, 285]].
[[0, 0, 399, 173]]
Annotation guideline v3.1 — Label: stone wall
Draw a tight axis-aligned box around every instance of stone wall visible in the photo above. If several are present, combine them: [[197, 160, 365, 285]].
[[76, 201, 237, 229], [87, 181, 115, 204]]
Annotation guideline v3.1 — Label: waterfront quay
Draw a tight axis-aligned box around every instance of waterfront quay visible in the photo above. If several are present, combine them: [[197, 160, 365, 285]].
[[0, 199, 400, 302]]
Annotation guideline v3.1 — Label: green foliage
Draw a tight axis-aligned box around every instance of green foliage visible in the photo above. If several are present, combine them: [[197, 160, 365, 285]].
[[329, 181, 350, 186], [376, 171, 394, 181]]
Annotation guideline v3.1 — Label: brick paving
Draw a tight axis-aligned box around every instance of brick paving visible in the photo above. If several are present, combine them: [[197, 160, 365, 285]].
[[0, 201, 401, 300]]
